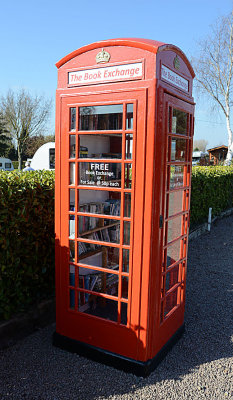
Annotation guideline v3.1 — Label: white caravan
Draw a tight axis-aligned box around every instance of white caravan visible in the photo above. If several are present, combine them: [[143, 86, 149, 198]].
[[0, 157, 14, 171], [192, 151, 205, 166], [30, 142, 55, 170]]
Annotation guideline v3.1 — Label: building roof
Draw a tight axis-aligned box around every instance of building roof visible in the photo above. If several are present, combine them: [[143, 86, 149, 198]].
[[207, 145, 228, 152]]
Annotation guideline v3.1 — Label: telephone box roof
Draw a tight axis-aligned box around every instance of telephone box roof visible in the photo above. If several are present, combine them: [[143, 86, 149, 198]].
[[56, 38, 195, 77]]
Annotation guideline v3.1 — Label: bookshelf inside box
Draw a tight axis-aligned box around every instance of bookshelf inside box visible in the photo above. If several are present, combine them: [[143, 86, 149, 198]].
[[80, 221, 120, 237], [69, 117, 130, 316], [77, 245, 119, 313], [72, 192, 121, 312]]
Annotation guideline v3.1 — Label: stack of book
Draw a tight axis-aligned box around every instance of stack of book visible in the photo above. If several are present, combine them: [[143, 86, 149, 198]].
[[79, 199, 120, 234]]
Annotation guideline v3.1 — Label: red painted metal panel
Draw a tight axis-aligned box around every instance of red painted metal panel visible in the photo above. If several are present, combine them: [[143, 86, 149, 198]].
[[55, 39, 195, 365], [150, 92, 194, 359], [56, 89, 148, 359]]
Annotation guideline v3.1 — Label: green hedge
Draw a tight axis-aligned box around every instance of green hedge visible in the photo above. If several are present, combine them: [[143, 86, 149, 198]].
[[0, 170, 55, 320], [190, 166, 233, 226]]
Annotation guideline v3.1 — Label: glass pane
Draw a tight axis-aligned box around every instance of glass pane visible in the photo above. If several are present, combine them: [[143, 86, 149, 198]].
[[49, 149, 55, 169], [69, 135, 76, 158], [172, 109, 187, 135], [122, 249, 130, 273], [79, 162, 121, 188], [168, 107, 172, 132], [79, 295, 118, 323], [167, 240, 183, 267], [170, 165, 185, 189], [123, 221, 131, 245], [69, 189, 75, 211], [78, 267, 118, 297], [79, 190, 120, 216], [69, 240, 75, 262], [164, 288, 178, 316], [168, 190, 184, 217], [126, 104, 133, 130], [121, 302, 127, 325], [78, 245, 119, 271], [165, 265, 179, 292], [69, 215, 75, 239], [125, 134, 133, 159], [124, 193, 131, 217], [171, 139, 186, 161], [167, 215, 183, 243], [121, 276, 128, 299], [79, 105, 123, 131], [79, 217, 120, 244], [69, 163, 75, 185], [70, 108, 76, 131], [78, 134, 122, 159], [78, 241, 89, 256], [69, 265, 75, 286], [69, 289, 75, 309], [125, 163, 132, 188]]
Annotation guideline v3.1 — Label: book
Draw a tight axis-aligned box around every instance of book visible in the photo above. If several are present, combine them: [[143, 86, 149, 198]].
[[80, 146, 88, 158]]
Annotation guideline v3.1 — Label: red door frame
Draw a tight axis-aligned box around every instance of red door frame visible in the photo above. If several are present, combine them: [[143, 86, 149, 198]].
[[149, 91, 194, 358], [55, 88, 149, 360]]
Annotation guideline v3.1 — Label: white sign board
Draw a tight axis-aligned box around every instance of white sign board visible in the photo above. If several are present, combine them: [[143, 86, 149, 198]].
[[68, 62, 143, 86], [161, 65, 189, 92], [80, 162, 120, 188]]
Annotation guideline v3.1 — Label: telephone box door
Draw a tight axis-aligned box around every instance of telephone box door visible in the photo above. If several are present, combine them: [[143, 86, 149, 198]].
[[56, 89, 147, 359], [152, 93, 194, 355]]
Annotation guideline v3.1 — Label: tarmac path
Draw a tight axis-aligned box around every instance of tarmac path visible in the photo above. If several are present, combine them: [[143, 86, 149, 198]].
[[0, 215, 232, 400]]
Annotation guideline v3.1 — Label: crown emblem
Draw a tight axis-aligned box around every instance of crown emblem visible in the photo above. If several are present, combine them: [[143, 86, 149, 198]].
[[96, 48, 111, 64], [173, 55, 180, 70]]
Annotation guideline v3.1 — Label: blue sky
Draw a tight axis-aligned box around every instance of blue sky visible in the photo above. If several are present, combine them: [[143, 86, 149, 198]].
[[0, 0, 232, 148]]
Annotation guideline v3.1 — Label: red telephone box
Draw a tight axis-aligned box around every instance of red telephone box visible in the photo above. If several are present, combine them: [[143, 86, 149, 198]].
[[53, 38, 195, 376]]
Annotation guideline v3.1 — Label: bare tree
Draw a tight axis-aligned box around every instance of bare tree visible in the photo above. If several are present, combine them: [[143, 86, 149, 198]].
[[193, 11, 233, 164], [193, 139, 208, 152], [24, 134, 55, 159], [0, 112, 9, 156], [0, 89, 52, 169]]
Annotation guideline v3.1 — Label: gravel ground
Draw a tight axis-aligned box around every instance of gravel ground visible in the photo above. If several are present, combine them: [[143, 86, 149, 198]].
[[0, 215, 232, 400]]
